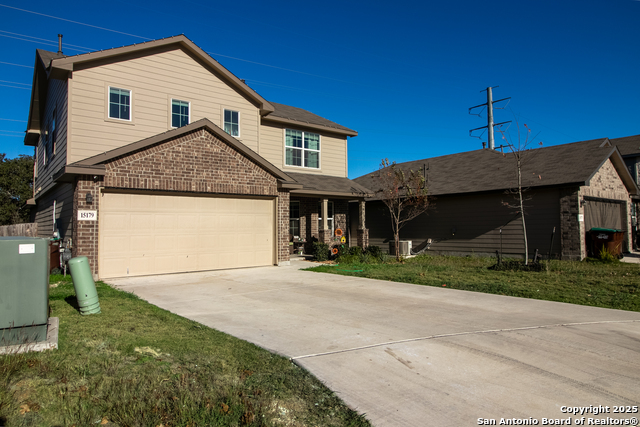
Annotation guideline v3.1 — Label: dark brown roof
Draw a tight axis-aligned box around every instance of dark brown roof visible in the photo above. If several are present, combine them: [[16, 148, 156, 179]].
[[611, 135, 640, 156], [36, 49, 65, 69], [355, 138, 638, 197], [266, 103, 358, 137], [286, 172, 371, 198]]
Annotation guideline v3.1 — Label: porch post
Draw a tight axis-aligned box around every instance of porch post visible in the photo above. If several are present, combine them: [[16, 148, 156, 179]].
[[322, 198, 328, 231], [357, 200, 369, 248]]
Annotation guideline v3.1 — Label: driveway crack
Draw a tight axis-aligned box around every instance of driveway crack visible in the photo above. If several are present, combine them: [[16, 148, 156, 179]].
[[290, 319, 640, 360]]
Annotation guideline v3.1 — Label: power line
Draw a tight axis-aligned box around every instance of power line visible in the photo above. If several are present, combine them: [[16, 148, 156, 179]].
[[0, 79, 30, 86], [207, 51, 358, 85], [0, 61, 31, 68], [0, 30, 95, 51], [0, 83, 30, 90], [0, 134, 23, 138], [0, 4, 151, 40], [0, 118, 27, 122], [0, 34, 92, 53], [0, 130, 24, 133]]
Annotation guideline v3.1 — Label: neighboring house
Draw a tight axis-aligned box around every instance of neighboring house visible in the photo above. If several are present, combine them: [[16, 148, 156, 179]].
[[610, 135, 640, 249], [354, 138, 639, 260], [24, 35, 370, 279]]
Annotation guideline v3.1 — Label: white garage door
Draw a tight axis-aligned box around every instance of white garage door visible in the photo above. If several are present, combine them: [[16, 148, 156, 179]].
[[99, 192, 275, 279]]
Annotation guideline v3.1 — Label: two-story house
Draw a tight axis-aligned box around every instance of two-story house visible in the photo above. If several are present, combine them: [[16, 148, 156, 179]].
[[24, 35, 371, 279]]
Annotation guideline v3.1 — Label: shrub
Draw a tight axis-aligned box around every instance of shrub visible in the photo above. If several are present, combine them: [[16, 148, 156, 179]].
[[348, 246, 363, 257], [364, 245, 384, 262], [312, 241, 330, 261], [598, 246, 620, 263]]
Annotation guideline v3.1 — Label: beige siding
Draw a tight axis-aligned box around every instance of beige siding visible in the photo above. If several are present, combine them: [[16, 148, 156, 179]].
[[366, 188, 561, 258], [259, 122, 348, 177], [33, 183, 74, 240], [34, 79, 68, 196], [69, 48, 260, 163]]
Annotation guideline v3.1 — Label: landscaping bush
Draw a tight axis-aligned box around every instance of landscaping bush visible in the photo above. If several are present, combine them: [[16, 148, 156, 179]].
[[312, 241, 330, 261], [364, 245, 384, 262]]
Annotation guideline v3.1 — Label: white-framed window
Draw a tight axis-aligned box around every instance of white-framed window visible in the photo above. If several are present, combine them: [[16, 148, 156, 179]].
[[285, 129, 320, 169], [224, 109, 239, 137], [171, 99, 190, 128], [290, 201, 300, 237], [318, 201, 334, 232], [108, 87, 131, 120]]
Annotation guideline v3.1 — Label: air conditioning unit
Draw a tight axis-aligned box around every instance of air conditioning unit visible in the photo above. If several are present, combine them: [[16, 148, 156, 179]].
[[389, 240, 413, 256]]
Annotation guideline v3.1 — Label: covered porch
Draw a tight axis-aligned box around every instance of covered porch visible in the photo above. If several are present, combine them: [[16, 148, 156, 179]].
[[285, 172, 371, 255]]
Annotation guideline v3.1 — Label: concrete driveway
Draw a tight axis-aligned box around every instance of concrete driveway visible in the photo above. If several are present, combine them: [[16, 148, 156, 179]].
[[108, 262, 640, 427]]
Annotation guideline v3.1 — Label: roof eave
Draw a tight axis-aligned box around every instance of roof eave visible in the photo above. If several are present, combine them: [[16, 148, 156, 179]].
[[49, 35, 274, 114], [75, 118, 293, 183], [262, 115, 358, 137]]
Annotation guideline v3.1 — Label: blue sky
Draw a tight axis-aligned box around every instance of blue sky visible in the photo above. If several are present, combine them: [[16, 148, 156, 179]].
[[0, 0, 638, 178]]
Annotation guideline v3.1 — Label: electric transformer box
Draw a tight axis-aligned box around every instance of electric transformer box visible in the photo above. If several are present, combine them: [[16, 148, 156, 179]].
[[0, 237, 50, 345]]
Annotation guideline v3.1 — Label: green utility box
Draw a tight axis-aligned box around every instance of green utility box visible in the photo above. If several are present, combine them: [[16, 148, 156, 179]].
[[0, 237, 50, 345]]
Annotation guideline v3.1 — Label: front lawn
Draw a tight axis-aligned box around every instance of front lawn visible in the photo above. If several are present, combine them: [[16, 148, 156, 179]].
[[0, 275, 370, 427], [307, 255, 640, 312]]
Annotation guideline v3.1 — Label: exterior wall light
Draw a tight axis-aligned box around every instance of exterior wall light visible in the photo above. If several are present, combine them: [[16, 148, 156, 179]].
[[86, 193, 93, 204]]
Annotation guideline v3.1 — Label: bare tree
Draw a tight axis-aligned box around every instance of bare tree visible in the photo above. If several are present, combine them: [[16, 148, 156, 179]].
[[497, 123, 542, 265], [376, 159, 430, 261]]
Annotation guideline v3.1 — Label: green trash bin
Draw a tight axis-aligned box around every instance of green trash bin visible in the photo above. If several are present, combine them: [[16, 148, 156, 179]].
[[589, 228, 624, 258], [68, 256, 101, 315]]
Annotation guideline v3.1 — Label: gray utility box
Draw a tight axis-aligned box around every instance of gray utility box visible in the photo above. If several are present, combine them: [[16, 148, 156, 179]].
[[0, 237, 50, 345]]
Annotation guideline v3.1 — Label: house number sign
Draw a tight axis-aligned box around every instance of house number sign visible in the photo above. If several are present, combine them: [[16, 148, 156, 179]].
[[78, 210, 97, 221]]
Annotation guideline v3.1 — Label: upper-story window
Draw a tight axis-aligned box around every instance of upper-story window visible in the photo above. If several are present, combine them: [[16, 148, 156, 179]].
[[224, 109, 239, 137], [171, 99, 190, 128], [109, 87, 131, 120], [285, 129, 320, 169]]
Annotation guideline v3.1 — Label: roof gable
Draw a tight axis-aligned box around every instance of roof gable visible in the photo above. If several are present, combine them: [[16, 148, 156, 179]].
[[73, 118, 295, 185], [47, 34, 274, 115]]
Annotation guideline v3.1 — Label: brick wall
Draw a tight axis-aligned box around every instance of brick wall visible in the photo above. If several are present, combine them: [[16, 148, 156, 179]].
[[559, 187, 583, 260], [277, 191, 290, 265], [73, 175, 102, 275], [581, 158, 633, 253], [104, 129, 278, 196], [73, 128, 290, 275]]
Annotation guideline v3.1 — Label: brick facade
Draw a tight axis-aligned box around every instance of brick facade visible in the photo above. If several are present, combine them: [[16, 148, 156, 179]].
[[292, 197, 353, 252], [72, 175, 103, 274], [581, 158, 633, 253], [559, 187, 582, 260], [559, 159, 633, 260], [72, 128, 290, 276]]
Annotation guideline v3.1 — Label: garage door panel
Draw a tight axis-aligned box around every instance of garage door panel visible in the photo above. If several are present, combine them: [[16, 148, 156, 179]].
[[100, 193, 274, 278]]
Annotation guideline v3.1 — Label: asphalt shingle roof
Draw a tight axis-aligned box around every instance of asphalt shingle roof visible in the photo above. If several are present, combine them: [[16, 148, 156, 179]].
[[354, 138, 620, 197], [286, 172, 371, 196], [611, 135, 640, 157], [269, 103, 356, 134]]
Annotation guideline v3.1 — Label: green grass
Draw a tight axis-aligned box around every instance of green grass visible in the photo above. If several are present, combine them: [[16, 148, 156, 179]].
[[1, 275, 370, 427], [308, 255, 640, 312]]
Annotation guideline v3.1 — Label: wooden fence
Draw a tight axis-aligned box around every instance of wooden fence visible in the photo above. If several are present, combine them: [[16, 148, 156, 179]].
[[0, 223, 38, 237]]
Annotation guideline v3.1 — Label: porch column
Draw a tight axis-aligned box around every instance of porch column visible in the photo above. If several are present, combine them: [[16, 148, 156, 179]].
[[319, 198, 331, 244], [322, 198, 328, 231], [357, 200, 369, 248]]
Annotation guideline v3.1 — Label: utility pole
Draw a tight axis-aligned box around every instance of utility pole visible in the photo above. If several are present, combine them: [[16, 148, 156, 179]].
[[469, 86, 511, 150]]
